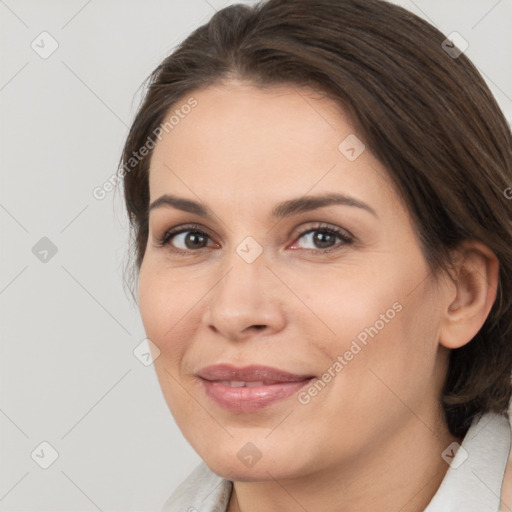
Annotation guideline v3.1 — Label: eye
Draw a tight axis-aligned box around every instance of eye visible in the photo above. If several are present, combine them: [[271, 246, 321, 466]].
[[157, 222, 353, 255], [290, 223, 353, 252], [158, 224, 215, 252]]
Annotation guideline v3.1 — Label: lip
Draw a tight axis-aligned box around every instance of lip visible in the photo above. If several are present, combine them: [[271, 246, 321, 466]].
[[196, 364, 315, 412]]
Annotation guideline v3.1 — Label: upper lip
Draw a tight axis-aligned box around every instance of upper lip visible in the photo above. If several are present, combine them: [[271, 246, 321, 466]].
[[196, 364, 314, 383]]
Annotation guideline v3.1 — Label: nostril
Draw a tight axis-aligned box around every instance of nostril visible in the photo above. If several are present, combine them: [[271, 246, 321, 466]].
[[252, 325, 266, 330]]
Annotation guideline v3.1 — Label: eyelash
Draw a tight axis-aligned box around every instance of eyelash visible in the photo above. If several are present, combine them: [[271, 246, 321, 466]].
[[156, 222, 354, 255]]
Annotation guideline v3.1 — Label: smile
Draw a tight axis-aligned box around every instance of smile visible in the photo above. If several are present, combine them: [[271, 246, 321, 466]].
[[196, 364, 315, 412]]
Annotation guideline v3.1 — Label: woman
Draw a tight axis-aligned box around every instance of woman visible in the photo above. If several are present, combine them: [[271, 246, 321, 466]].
[[118, 0, 512, 510]]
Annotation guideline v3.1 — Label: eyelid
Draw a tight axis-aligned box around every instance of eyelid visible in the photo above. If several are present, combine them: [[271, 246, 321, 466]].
[[290, 222, 353, 242]]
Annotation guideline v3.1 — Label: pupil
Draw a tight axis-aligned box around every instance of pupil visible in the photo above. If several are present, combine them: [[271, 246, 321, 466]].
[[315, 231, 334, 248], [186, 232, 206, 249]]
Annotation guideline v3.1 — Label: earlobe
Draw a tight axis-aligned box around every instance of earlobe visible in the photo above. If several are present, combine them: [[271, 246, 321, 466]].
[[439, 241, 499, 350]]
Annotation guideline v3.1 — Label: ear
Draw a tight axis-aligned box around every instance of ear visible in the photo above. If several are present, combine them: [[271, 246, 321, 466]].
[[439, 240, 499, 349]]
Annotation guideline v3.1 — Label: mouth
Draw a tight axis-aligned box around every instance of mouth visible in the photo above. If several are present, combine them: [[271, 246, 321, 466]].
[[196, 364, 315, 412]]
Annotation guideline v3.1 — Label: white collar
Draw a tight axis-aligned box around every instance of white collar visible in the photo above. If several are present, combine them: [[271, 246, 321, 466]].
[[424, 412, 511, 512], [162, 412, 511, 512]]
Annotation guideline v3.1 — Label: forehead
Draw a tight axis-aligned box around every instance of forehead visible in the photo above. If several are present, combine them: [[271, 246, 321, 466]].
[[147, 81, 397, 216]]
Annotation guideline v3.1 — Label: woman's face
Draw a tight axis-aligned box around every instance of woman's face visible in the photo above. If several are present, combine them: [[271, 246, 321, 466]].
[[138, 81, 452, 480]]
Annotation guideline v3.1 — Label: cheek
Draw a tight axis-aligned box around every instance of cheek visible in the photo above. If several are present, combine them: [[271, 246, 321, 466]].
[[138, 260, 196, 362], [291, 264, 444, 455], [295, 255, 440, 384], [289, 262, 405, 347], [138, 261, 200, 417]]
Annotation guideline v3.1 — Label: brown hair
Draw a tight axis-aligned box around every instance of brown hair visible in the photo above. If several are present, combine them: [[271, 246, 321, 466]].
[[119, 0, 512, 437]]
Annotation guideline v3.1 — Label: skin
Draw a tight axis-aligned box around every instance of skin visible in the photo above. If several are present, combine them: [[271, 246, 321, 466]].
[[138, 81, 499, 512], [500, 453, 512, 511]]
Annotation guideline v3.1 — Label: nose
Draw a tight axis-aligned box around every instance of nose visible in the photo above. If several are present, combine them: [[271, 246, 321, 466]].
[[204, 251, 287, 342]]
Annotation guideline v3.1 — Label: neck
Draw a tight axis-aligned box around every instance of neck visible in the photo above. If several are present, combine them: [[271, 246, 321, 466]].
[[227, 416, 459, 512]]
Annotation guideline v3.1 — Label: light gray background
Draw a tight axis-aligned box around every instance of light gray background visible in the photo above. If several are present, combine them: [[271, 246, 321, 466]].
[[1, 1, 511, 511]]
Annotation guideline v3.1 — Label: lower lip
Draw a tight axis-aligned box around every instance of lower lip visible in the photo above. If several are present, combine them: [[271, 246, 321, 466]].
[[200, 378, 313, 412]]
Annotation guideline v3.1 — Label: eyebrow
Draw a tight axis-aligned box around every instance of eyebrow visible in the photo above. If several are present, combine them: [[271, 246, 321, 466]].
[[149, 192, 377, 218]]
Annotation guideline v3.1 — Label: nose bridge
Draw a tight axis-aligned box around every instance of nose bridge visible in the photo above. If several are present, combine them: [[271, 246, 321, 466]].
[[213, 240, 268, 312], [205, 238, 284, 339]]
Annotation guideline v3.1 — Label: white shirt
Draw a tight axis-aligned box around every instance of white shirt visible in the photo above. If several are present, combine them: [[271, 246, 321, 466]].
[[162, 412, 511, 512]]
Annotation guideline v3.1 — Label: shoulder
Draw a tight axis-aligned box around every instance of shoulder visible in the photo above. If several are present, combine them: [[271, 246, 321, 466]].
[[161, 461, 233, 512]]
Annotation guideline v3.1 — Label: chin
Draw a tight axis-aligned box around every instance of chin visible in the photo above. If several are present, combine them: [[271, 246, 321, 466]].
[[200, 446, 303, 482]]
